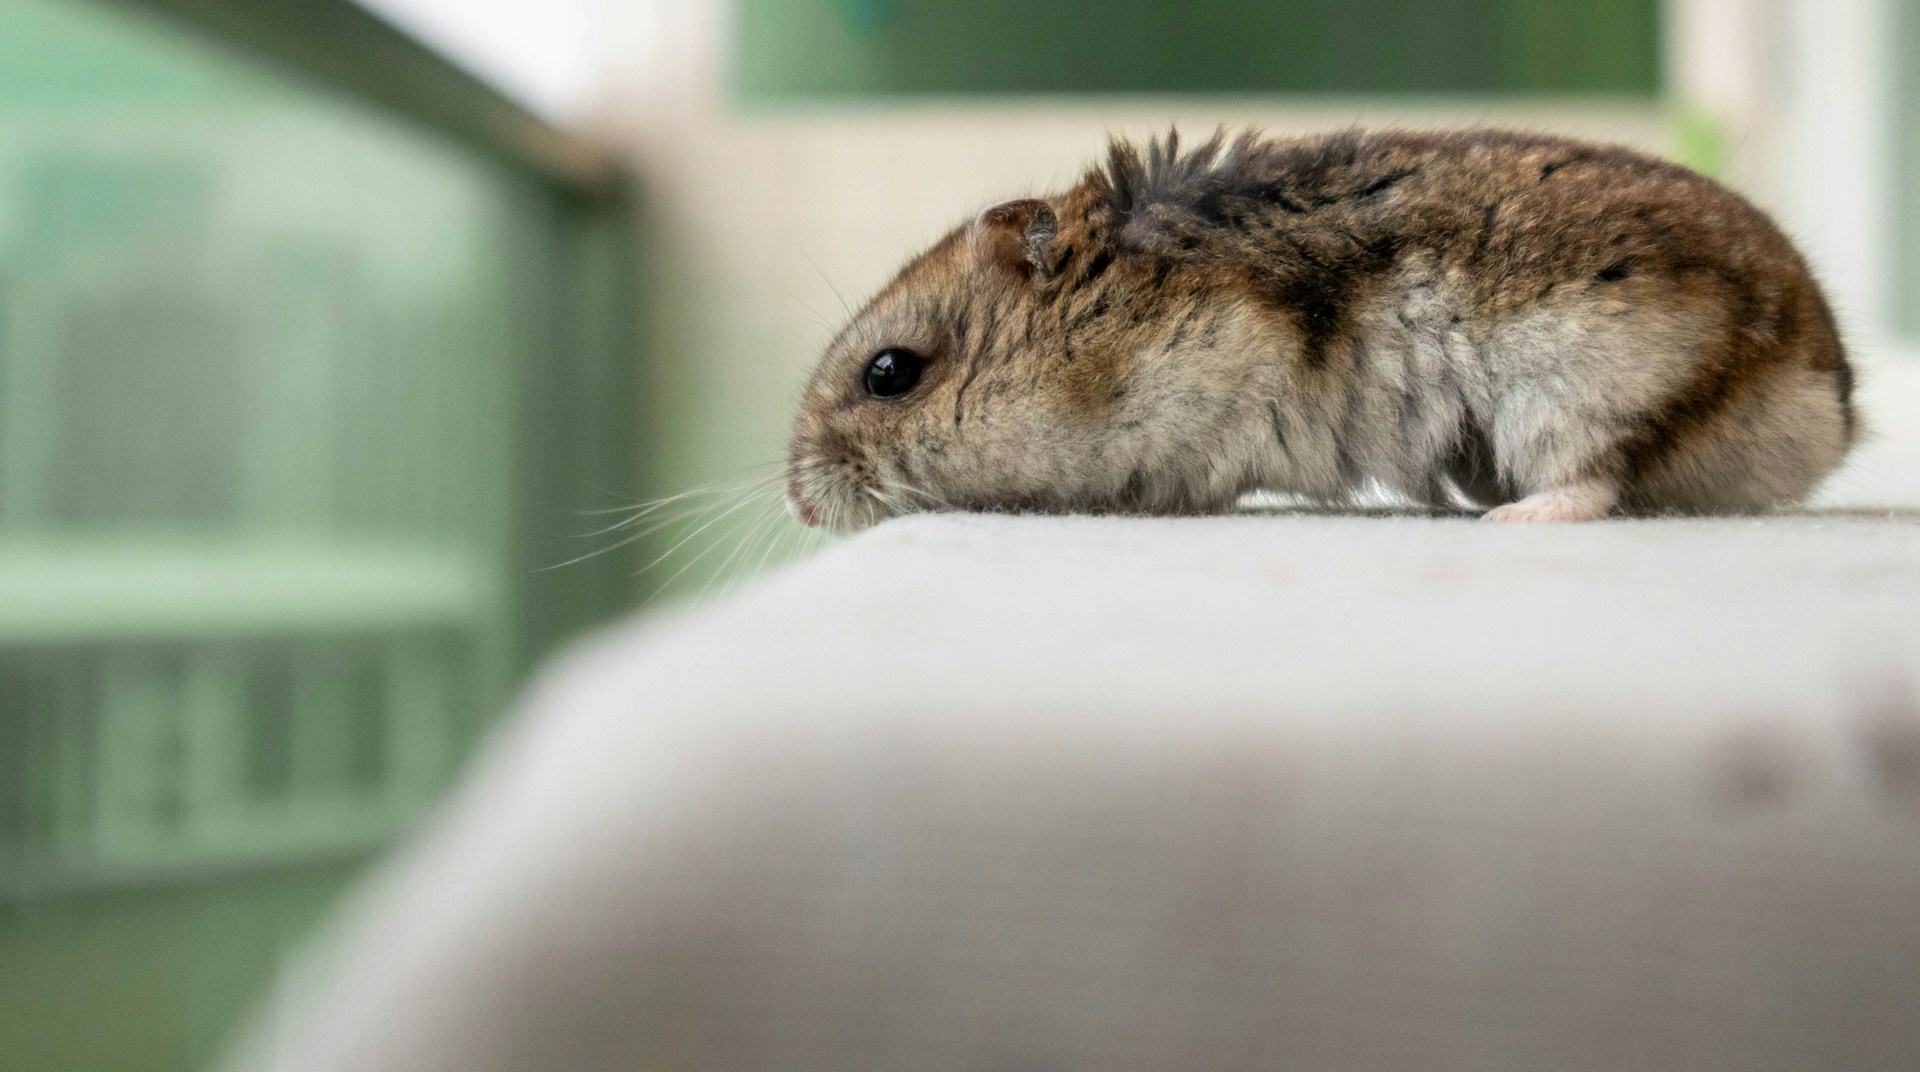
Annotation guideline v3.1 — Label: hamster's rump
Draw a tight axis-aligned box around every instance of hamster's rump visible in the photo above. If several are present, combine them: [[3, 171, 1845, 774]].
[[786, 128, 1857, 528]]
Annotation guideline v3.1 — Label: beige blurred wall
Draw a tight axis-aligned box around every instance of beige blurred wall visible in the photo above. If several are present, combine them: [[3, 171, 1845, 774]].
[[613, 103, 1672, 488]]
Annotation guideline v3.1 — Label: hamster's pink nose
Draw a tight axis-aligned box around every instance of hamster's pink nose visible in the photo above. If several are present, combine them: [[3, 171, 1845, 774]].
[[786, 473, 823, 527]]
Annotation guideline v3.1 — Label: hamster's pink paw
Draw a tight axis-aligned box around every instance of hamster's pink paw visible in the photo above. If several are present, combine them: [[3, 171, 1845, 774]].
[[1483, 482, 1616, 522]]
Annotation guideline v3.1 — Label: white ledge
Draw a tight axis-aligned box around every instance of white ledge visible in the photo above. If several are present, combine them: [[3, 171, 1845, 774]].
[[230, 509, 1920, 1072]]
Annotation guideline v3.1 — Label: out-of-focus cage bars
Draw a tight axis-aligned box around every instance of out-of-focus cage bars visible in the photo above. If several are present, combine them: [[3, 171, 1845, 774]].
[[0, 0, 636, 1061], [0, 2, 634, 899], [0, 99, 501, 896]]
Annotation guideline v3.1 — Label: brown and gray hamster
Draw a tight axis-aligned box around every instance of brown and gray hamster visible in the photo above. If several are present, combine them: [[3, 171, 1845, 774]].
[[785, 128, 1857, 527]]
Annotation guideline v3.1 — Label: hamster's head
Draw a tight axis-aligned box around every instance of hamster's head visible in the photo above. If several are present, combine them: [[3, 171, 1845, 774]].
[[786, 192, 1223, 531]]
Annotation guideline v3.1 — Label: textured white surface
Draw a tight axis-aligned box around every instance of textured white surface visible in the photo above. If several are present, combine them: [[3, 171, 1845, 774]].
[[235, 486, 1920, 1070]]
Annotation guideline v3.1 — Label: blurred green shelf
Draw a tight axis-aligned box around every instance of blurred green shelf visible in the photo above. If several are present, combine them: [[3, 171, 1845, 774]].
[[0, 541, 497, 643], [2, 798, 401, 900]]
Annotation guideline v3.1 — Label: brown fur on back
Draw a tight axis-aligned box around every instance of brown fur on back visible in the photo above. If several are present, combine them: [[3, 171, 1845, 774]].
[[1084, 129, 1853, 467]]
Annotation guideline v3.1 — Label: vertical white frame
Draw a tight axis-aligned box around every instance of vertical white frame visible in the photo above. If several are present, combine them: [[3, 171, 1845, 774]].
[[1774, 0, 1902, 355], [1672, 0, 1905, 356]]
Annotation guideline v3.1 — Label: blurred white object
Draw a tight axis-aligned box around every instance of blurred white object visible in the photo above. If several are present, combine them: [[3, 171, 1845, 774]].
[[1671, 0, 1905, 355], [351, 0, 607, 122], [232, 501, 1920, 1071]]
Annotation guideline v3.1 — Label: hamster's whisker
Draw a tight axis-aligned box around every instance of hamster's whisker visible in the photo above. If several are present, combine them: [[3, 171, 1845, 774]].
[[700, 505, 762, 599], [566, 484, 772, 544], [635, 487, 771, 577], [726, 504, 787, 595], [793, 242, 854, 319], [539, 524, 655, 572], [551, 467, 828, 596], [572, 469, 781, 517], [878, 477, 957, 513], [606, 473, 786, 532], [649, 491, 782, 599], [572, 495, 728, 539], [777, 286, 838, 333], [753, 494, 810, 565], [553, 487, 753, 576], [572, 474, 768, 518], [710, 495, 786, 598], [747, 505, 799, 578], [568, 483, 760, 542]]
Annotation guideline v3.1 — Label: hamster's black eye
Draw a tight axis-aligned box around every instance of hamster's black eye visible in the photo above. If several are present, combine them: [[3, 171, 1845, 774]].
[[864, 349, 925, 399]]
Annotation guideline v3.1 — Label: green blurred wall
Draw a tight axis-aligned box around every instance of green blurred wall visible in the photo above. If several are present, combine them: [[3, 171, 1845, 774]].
[[1, 862, 359, 1072], [735, 0, 1663, 99]]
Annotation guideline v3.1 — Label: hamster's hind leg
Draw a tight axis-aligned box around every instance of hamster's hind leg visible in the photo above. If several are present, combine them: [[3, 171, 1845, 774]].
[[1482, 479, 1617, 522], [1475, 290, 1725, 523]]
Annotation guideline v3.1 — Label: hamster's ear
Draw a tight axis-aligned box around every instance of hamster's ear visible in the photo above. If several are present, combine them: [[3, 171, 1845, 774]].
[[973, 198, 1059, 280]]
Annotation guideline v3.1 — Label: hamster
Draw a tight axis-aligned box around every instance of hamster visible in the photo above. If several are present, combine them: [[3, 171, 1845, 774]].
[[785, 128, 1858, 527]]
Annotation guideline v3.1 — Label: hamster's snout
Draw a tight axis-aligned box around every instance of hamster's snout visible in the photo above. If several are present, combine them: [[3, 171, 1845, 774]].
[[785, 425, 899, 531], [784, 437, 832, 528]]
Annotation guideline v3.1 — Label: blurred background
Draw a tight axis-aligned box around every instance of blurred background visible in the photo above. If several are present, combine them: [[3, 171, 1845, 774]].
[[0, 0, 1914, 1068]]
